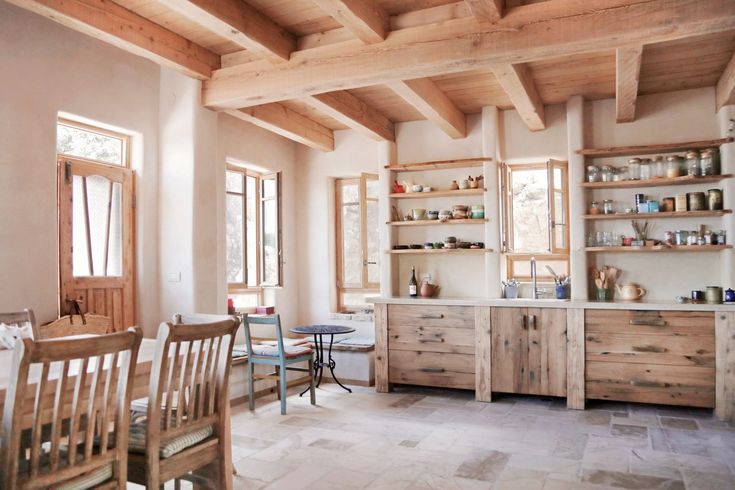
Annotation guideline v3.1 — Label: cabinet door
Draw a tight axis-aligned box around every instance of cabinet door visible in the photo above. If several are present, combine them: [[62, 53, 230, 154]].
[[491, 307, 527, 393], [527, 308, 567, 397]]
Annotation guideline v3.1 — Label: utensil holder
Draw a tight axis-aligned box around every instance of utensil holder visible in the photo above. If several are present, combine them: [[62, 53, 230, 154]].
[[504, 285, 518, 299], [596, 287, 611, 302], [555, 284, 569, 300]]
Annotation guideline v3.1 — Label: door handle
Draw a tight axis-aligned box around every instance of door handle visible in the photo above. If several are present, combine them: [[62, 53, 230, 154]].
[[530, 315, 537, 330], [420, 314, 444, 319], [522, 315, 527, 330]]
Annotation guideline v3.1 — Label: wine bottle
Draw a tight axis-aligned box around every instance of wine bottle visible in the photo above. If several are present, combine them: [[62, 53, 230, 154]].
[[409, 267, 418, 297]]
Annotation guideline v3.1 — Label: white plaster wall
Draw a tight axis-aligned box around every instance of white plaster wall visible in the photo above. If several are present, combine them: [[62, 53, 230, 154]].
[[0, 2, 160, 331]]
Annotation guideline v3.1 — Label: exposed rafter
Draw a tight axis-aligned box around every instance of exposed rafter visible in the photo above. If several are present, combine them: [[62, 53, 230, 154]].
[[615, 45, 644, 123], [6, 0, 220, 80], [389, 79, 467, 139], [465, 0, 503, 23], [312, 0, 388, 44], [493, 64, 545, 131], [716, 51, 735, 112], [202, 0, 735, 109], [225, 105, 334, 152], [303, 92, 394, 142], [156, 0, 295, 63]]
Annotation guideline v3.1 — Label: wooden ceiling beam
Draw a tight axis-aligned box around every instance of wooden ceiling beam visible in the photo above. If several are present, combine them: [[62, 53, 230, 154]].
[[5, 0, 219, 80], [312, 0, 388, 44], [203, 0, 735, 109], [389, 79, 467, 139], [303, 92, 394, 141], [156, 0, 294, 63], [465, 0, 503, 23], [493, 63, 545, 131], [716, 51, 735, 112], [616, 45, 644, 123], [225, 104, 334, 152]]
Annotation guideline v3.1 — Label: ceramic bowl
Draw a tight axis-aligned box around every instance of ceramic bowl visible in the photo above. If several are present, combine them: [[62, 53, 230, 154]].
[[427, 210, 439, 220], [422, 186, 433, 192], [412, 184, 423, 192], [411, 208, 427, 220], [445, 236, 457, 243]]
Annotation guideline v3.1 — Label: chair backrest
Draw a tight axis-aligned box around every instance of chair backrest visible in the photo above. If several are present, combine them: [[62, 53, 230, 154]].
[[0, 328, 143, 489], [145, 319, 239, 464], [172, 313, 240, 326], [241, 314, 285, 358], [0, 309, 38, 342], [39, 314, 112, 340]]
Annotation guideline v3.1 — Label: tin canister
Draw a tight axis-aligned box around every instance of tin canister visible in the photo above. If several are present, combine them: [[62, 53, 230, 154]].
[[687, 192, 706, 211], [675, 194, 688, 212], [662, 197, 675, 212], [707, 189, 723, 211], [674, 230, 687, 245], [705, 286, 723, 304]]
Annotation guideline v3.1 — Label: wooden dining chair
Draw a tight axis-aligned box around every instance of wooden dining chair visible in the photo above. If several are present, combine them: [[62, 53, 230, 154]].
[[127, 318, 239, 489], [0, 309, 38, 341], [0, 328, 143, 489], [38, 314, 112, 339], [242, 314, 315, 415]]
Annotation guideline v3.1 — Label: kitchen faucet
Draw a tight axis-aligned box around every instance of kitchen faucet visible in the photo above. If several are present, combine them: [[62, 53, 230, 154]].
[[530, 257, 545, 299]]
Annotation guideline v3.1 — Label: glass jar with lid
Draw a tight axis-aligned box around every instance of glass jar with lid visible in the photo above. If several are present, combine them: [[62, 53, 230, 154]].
[[703, 147, 721, 174], [589, 201, 602, 215], [639, 158, 652, 180], [652, 156, 665, 178], [685, 150, 700, 177], [602, 199, 614, 215], [666, 156, 682, 178], [700, 149, 716, 176], [600, 165, 614, 182], [586, 165, 601, 183], [617, 165, 629, 181], [628, 158, 641, 180]]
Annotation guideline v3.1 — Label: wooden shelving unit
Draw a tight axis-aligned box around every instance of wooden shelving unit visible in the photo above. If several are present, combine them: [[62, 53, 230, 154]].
[[585, 245, 732, 253], [580, 174, 733, 189], [388, 248, 493, 255], [387, 218, 487, 226], [583, 210, 732, 220], [390, 188, 486, 199], [385, 157, 490, 172], [577, 137, 733, 158]]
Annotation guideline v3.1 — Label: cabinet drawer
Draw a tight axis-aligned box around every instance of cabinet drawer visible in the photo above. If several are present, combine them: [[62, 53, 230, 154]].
[[389, 350, 474, 390], [388, 305, 474, 329], [585, 309, 715, 335], [388, 323, 474, 354], [585, 331, 714, 367], [586, 361, 715, 408]]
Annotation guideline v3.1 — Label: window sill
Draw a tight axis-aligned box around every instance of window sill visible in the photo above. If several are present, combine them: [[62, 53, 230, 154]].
[[330, 311, 374, 322]]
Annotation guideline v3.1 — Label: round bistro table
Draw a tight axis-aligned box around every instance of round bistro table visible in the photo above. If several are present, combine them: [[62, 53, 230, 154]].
[[290, 325, 356, 394]]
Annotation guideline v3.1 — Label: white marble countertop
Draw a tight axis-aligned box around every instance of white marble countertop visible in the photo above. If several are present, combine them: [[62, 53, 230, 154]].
[[371, 296, 735, 311]]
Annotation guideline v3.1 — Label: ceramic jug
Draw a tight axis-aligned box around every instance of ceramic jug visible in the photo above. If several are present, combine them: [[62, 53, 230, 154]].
[[615, 283, 646, 301]]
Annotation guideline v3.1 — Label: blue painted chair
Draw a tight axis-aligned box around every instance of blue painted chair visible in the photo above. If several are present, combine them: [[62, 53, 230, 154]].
[[242, 314, 316, 415]]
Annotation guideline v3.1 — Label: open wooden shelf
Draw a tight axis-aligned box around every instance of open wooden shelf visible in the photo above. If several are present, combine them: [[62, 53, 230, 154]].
[[388, 248, 493, 255], [390, 188, 485, 199], [583, 210, 732, 220], [580, 174, 733, 189], [577, 137, 733, 158], [385, 157, 490, 172], [585, 245, 732, 253], [388, 218, 487, 226]]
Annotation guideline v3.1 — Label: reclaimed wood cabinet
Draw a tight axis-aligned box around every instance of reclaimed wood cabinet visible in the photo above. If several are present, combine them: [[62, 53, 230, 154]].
[[585, 309, 716, 408], [491, 307, 567, 397]]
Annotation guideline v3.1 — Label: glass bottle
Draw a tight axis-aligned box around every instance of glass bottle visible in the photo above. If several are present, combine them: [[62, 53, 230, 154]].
[[628, 158, 641, 180], [409, 267, 418, 297]]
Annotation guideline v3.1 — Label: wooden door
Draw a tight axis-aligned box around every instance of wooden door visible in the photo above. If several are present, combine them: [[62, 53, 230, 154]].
[[491, 307, 527, 393], [526, 308, 567, 396], [57, 157, 135, 330]]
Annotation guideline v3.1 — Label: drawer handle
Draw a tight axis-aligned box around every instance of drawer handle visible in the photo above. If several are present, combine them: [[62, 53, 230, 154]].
[[630, 379, 669, 388], [629, 319, 667, 327], [420, 314, 444, 319], [419, 367, 445, 373], [418, 338, 444, 343]]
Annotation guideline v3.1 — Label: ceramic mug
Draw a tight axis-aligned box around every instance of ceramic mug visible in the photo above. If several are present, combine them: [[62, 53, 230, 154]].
[[411, 208, 427, 220]]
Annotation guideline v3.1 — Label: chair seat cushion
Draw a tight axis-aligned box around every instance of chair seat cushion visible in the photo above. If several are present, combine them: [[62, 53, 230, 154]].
[[250, 344, 313, 359], [257, 338, 310, 347], [18, 451, 112, 490], [128, 421, 214, 459]]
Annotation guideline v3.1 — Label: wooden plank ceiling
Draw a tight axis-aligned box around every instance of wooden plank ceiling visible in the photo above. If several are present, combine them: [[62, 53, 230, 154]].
[[8, 0, 735, 150]]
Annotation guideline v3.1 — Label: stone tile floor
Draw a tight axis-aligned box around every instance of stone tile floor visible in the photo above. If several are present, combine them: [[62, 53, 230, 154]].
[[149, 384, 735, 489]]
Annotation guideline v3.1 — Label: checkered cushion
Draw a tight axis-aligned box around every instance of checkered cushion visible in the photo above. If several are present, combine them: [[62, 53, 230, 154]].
[[257, 338, 310, 347], [18, 451, 112, 490], [128, 421, 214, 459], [250, 343, 312, 359]]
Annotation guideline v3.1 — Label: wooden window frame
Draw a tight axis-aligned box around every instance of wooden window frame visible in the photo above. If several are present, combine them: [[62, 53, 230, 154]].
[[501, 160, 570, 282], [260, 172, 283, 287], [226, 165, 282, 296], [57, 118, 130, 168], [335, 173, 379, 312]]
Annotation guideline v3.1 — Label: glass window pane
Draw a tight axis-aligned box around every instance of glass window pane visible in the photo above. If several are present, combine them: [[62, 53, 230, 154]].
[[511, 258, 569, 279], [246, 176, 257, 287], [366, 178, 379, 200], [107, 183, 123, 276], [226, 194, 244, 283], [262, 198, 279, 285], [553, 167, 563, 190], [341, 182, 359, 204], [262, 177, 276, 198], [340, 291, 379, 310], [57, 124, 123, 165], [510, 168, 549, 253], [366, 200, 379, 284], [341, 203, 361, 285], [226, 171, 243, 193], [232, 292, 260, 308], [72, 176, 90, 277], [554, 192, 566, 249]]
